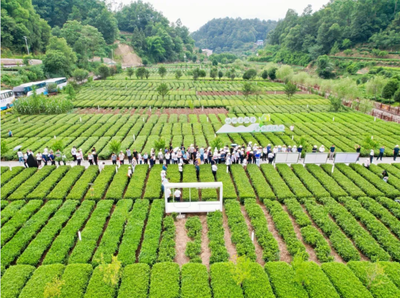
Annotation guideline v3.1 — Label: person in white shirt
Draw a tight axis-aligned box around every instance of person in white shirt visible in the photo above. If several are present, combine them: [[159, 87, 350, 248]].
[[225, 154, 232, 173], [71, 147, 77, 161], [43, 147, 49, 155], [161, 170, 166, 181], [290, 124, 294, 132], [158, 150, 163, 164], [319, 145, 325, 153], [138, 153, 143, 164], [131, 157, 137, 171], [23, 152, 28, 168], [165, 187, 171, 201], [162, 177, 169, 193], [212, 164, 218, 179], [119, 151, 125, 165], [17, 150, 23, 163], [178, 163, 183, 180], [242, 157, 247, 169], [165, 151, 171, 164], [282, 145, 287, 153], [173, 189, 181, 201], [127, 167, 132, 179], [36, 152, 42, 168], [268, 152, 274, 164], [292, 145, 297, 153], [76, 149, 83, 165], [88, 152, 94, 165]]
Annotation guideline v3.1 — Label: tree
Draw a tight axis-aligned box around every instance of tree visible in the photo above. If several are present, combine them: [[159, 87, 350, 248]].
[[261, 70, 269, 80], [394, 88, 400, 103], [145, 69, 150, 79], [268, 68, 277, 80], [97, 64, 110, 80], [73, 68, 89, 84], [136, 67, 146, 79], [329, 96, 345, 112], [316, 55, 335, 79], [23, 55, 32, 66], [242, 69, 257, 80], [292, 252, 310, 287], [154, 138, 166, 152], [192, 56, 197, 62], [43, 50, 73, 77], [362, 135, 379, 151], [64, 84, 76, 100], [175, 70, 183, 79], [242, 82, 255, 99], [284, 82, 297, 100], [218, 71, 223, 80], [158, 66, 167, 78], [1, 140, 8, 156], [211, 137, 223, 150], [47, 36, 77, 66], [156, 83, 170, 100], [212, 60, 218, 66], [193, 68, 200, 81], [365, 76, 388, 100], [276, 65, 293, 81], [127, 67, 134, 79], [229, 70, 236, 81], [109, 140, 121, 155], [47, 82, 58, 93], [352, 98, 374, 114], [382, 79, 399, 99], [210, 68, 218, 80]]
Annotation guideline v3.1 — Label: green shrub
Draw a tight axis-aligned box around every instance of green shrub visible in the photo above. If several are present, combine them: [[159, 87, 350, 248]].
[[84, 266, 118, 298], [124, 165, 149, 200], [139, 200, 165, 265], [86, 165, 116, 201], [321, 262, 373, 298], [210, 263, 244, 298], [1, 265, 36, 298], [149, 263, 180, 298], [68, 200, 114, 264], [66, 166, 99, 200], [17, 201, 79, 266], [118, 264, 150, 298], [181, 263, 212, 298], [119, 200, 150, 265], [47, 166, 85, 200], [157, 216, 176, 262], [260, 164, 295, 201], [43, 200, 95, 265], [185, 216, 202, 262], [1, 166, 24, 186], [60, 264, 93, 298], [1, 200, 26, 225], [1, 168, 37, 199], [207, 211, 229, 264], [19, 264, 65, 298]]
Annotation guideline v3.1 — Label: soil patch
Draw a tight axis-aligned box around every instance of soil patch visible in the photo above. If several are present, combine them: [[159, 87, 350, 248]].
[[114, 42, 142, 67], [257, 200, 292, 263], [199, 214, 211, 268], [174, 217, 190, 266], [222, 210, 237, 261]]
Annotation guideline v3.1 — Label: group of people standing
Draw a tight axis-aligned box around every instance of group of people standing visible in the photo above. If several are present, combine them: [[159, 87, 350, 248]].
[[17, 147, 66, 168]]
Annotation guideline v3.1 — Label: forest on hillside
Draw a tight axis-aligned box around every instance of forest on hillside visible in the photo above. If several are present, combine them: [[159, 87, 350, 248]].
[[191, 18, 277, 54], [264, 0, 400, 66]]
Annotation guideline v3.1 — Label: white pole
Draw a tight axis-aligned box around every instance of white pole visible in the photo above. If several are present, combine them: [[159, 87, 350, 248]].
[[133, 134, 135, 141], [371, 136, 373, 140], [251, 230, 254, 242], [207, 117, 209, 122], [80, 117, 82, 122], [54, 135, 56, 139], [23, 36, 30, 55], [116, 166, 118, 173], [331, 164, 335, 173], [98, 105, 100, 111], [9, 166, 12, 171], [18, 117, 20, 122], [374, 117, 376, 122], [78, 231, 82, 241], [143, 118, 145, 122], [332, 117, 334, 121], [292, 135, 294, 140]]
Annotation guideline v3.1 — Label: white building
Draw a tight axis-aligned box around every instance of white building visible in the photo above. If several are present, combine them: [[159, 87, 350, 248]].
[[202, 49, 213, 57], [256, 40, 264, 46]]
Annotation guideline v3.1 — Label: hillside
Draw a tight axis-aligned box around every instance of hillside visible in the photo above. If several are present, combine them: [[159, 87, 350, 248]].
[[191, 18, 277, 54], [261, 2, 400, 66]]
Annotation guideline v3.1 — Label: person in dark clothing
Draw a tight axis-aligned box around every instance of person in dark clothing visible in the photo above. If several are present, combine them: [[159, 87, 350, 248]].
[[27, 154, 38, 168], [212, 164, 218, 179], [382, 169, 389, 182], [49, 151, 55, 165], [195, 160, 200, 180], [355, 144, 361, 161], [179, 163, 183, 181], [394, 145, 399, 161], [92, 147, 98, 165]]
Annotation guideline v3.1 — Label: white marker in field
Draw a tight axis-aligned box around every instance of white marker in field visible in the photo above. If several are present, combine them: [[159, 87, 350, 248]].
[[78, 231, 82, 241], [251, 230, 254, 242]]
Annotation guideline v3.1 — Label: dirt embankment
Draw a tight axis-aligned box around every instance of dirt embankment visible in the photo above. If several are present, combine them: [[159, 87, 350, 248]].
[[114, 43, 142, 68]]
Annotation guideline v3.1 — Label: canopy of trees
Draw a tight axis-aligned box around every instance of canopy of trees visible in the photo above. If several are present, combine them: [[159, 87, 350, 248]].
[[1, 0, 51, 53], [32, 0, 118, 44], [115, 1, 194, 63], [191, 18, 277, 53], [267, 1, 400, 64]]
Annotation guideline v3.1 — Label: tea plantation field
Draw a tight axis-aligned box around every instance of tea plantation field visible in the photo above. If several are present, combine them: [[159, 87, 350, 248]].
[[1, 77, 400, 298]]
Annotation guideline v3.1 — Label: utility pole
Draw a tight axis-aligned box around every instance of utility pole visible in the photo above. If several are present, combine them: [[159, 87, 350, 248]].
[[23, 36, 30, 55], [111, 49, 114, 62]]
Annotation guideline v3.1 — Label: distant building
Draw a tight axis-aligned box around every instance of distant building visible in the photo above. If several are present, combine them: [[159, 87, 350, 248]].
[[256, 40, 264, 46], [202, 49, 213, 57]]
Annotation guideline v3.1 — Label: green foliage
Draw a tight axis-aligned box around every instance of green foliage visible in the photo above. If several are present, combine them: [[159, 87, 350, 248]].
[[210, 68, 218, 80], [284, 82, 297, 99], [210, 263, 244, 298], [127, 67, 134, 78], [118, 264, 150, 298], [64, 84, 76, 100], [73, 69, 89, 83], [242, 69, 257, 80], [154, 138, 166, 152], [185, 216, 202, 262], [44, 276, 65, 298], [329, 96, 345, 112], [242, 82, 255, 98], [268, 67, 277, 80], [382, 79, 399, 99], [158, 66, 167, 78], [108, 139, 121, 154], [192, 18, 276, 54], [156, 83, 169, 99], [149, 263, 180, 298], [174, 70, 183, 79], [261, 69, 269, 80], [98, 255, 122, 288], [316, 55, 335, 79], [97, 64, 110, 80], [211, 136, 223, 150], [157, 216, 176, 262]]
